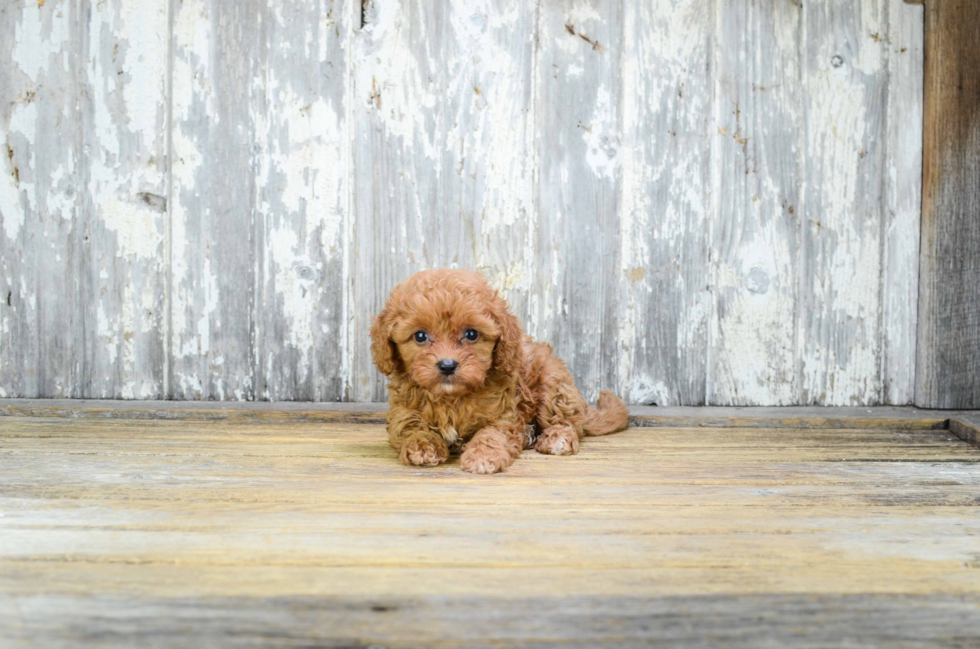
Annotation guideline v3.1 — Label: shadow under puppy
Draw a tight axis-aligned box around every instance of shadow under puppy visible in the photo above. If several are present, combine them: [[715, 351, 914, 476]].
[[371, 268, 629, 474]]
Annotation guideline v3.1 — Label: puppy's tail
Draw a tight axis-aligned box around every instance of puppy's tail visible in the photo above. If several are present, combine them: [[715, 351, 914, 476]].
[[582, 390, 630, 436]]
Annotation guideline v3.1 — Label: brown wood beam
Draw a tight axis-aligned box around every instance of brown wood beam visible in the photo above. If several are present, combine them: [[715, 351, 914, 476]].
[[916, 0, 980, 408]]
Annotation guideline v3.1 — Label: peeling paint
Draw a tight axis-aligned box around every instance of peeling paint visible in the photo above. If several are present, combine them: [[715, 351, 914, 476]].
[[582, 86, 620, 179], [12, 3, 70, 84], [0, 0, 924, 405]]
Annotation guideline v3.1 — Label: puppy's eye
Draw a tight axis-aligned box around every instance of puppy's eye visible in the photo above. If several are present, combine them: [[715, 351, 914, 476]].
[[413, 331, 428, 344], [463, 329, 479, 342]]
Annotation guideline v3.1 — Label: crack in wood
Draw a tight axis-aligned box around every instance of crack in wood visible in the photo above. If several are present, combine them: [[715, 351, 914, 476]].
[[564, 24, 603, 53]]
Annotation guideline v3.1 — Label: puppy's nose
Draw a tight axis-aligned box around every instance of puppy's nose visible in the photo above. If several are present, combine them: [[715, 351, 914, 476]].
[[437, 359, 459, 376]]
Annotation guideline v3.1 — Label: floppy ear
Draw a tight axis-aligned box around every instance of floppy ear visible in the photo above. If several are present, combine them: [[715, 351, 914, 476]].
[[490, 293, 524, 375], [370, 304, 401, 377]]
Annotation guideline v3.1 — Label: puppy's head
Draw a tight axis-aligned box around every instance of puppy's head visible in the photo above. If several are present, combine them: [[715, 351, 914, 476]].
[[370, 269, 523, 395]]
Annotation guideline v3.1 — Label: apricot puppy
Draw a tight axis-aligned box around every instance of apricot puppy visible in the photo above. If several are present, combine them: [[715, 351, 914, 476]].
[[371, 269, 629, 474]]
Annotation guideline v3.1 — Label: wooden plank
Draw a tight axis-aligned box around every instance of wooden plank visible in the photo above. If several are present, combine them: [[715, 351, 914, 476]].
[[169, 0, 259, 399], [709, 1, 802, 406], [2, 593, 978, 649], [949, 416, 980, 449], [75, 0, 169, 398], [617, 0, 712, 407], [799, 0, 892, 406], [350, 0, 536, 401], [536, 0, 622, 403], [881, 0, 923, 405], [0, 1, 78, 398], [915, 0, 980, 409], [0, 417, 979, 645], [4, 400, 977, 429], [4, 423, 977, 471], [252, 0, 350, 401]]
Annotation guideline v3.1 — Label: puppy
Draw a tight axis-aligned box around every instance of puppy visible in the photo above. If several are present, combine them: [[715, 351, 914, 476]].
[[370, 268, 630, 474]]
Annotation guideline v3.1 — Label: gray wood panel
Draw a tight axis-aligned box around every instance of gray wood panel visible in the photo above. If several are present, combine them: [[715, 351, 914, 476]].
[[76, 0, 170, 399], [251, 0, 350, 401], [799, 0, 890, 405], [170, 0, 260, 400], [0, 0, 78, 398], [915, 0, 980, 409], [617, 0, 712, 407], [350, 0, 536, 401], [881, 0, 923, 406], [709, 1, 801, 406], [0, 0, 930, 406], [535, 0, 623, 403]]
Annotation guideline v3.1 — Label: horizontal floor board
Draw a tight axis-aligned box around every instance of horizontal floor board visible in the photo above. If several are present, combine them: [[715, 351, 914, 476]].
[[4, 401, 979, 430], [2, 410, 979, 646], [5, 593, 980, 649]]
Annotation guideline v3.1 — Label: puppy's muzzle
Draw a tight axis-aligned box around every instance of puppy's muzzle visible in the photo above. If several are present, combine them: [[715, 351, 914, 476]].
[[437, 359, 459, 376]]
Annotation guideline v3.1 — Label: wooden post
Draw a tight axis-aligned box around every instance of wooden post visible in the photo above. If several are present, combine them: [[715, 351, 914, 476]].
[[916, 0, 980, 408]]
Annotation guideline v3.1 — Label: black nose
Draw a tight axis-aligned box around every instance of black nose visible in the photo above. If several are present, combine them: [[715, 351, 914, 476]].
[[437, 359, 459, 376]]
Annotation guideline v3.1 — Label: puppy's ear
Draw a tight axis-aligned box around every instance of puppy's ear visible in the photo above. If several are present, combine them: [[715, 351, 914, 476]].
[[370, 303, 400, 377], [490, 293, 524, 374]]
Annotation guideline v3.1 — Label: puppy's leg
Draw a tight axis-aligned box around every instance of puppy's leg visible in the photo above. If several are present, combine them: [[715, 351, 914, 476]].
[[460, 425, 525, 475], [533, 367, 588, 456], [534, 424, 579, 456], [387, 407, 449, 467], [399, 430, 449, 467]]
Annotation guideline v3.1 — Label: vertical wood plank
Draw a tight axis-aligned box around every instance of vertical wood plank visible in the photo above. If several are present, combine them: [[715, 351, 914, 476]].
[[708, 1, 802, 405], [915, 0, 980, 408], [799, 0, 889, 405], [881, 0, 922, 405], [76, 0, 169, 398], [252, 0, 349, 401], [0, 0, 77, 398], [350, 0, 536, 401], [170, 0, 259, 399], [535, 0, 622, 403], [618, 0, 711, 406]]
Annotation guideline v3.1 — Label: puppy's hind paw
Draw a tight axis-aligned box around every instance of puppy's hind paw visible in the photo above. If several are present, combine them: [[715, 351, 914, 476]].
[[535, 425, 580, 456], [400, 434, 448, 467]]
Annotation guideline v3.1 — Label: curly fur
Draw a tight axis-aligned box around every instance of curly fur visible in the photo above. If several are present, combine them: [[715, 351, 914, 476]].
[[370, 268, 630, 474]]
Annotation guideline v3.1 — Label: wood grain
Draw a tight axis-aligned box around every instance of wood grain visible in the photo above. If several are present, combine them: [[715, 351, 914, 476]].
[[949, 415, 980, 449], [2, 593, 978, 649], [251, 0, 350, 401], [169, 0, 259, 399], [0, 0, 78, 398], [5, 400, 975, 431], [709, 1, 801, 406], [799, 0, 890, 405], [619, 0, 711, 407], [535, 0, 622, 403], [915, 0, 980, 409], [1, 416, 978, 646], [77, 0, 170, 399], [0, 0, 931, 406], [881, 0, 923, 406], [350, 0, 536, 402]]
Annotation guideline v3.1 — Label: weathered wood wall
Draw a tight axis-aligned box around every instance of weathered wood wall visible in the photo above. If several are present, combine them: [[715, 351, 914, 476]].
[[0, 0, 924, 405], [915, 0, 980, 409]]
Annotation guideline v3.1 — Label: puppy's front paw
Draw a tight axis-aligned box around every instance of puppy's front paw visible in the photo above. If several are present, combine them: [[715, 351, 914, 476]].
[[400, 434, 448, 467], [459, 446, 510, 474], [535, 425, 580, 456], [459, 449, 509, 475]]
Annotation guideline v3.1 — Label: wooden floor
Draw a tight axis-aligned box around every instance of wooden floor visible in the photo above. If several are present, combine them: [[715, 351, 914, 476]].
[[2, 410, 980, 647]]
